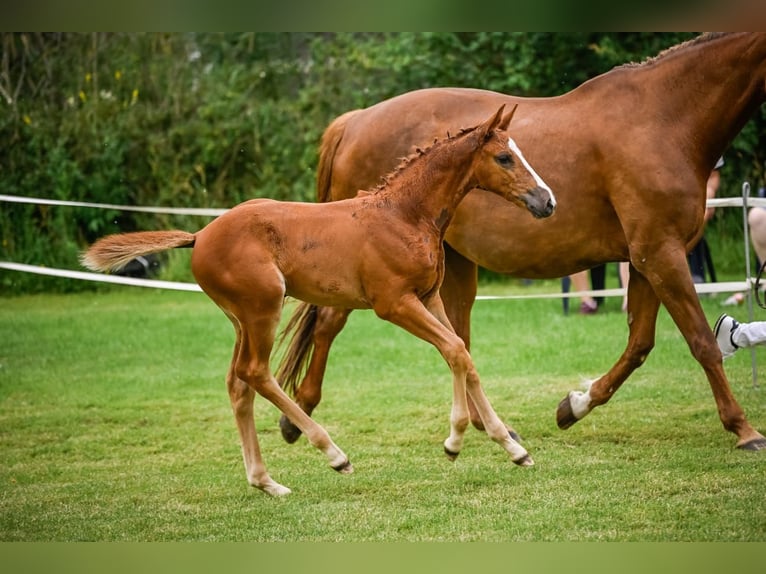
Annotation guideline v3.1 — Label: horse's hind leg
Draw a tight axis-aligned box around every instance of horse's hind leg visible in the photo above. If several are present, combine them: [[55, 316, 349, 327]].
[[279, 306, 352, 443]]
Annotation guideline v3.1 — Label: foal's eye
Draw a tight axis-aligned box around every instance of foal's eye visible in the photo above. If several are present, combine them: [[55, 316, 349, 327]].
[[496, 153, 514, 168]]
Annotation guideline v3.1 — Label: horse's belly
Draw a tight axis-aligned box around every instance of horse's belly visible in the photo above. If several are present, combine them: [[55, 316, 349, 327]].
[[445, 191, 626, 278]]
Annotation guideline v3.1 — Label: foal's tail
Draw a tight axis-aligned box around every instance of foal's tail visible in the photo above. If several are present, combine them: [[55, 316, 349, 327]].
[[275, 302, 318, 396], [316, 109, 357, 203], [80, 230, 196, 273]]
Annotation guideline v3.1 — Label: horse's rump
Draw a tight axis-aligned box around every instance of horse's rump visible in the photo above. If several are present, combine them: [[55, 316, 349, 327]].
[[317, 109, 359, 204]]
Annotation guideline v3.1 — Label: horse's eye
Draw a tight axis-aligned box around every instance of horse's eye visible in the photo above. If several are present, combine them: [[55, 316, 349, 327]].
[[496, 153, 514, 168]]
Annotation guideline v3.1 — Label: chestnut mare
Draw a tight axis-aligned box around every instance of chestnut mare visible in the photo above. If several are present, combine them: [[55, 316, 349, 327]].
[[82, 106, 555, 496], [277, 32, 766, 452]]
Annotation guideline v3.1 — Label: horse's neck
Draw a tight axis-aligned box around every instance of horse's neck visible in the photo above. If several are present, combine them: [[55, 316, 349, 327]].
[[379, 139, 477, 231], [627, 33, 765, 166]]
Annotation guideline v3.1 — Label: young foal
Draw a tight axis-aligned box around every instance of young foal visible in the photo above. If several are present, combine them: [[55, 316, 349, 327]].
[[81, 105, 555, 496]]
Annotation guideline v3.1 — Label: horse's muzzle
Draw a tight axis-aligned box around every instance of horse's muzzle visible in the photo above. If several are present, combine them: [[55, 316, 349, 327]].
[[524, 186, 556, 219]]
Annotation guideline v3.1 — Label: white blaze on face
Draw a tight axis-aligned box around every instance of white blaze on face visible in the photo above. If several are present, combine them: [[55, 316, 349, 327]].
[[507, 137, 556, 207]]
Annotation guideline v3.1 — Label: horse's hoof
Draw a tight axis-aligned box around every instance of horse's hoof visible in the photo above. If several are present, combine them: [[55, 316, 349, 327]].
[[279, 414, 303, 444], [737, 436, 766, 451], [444, 446, 460, 462], [513, 453, 534, 467], [556, 394, 578, 429], [332, 459, 354, 474]]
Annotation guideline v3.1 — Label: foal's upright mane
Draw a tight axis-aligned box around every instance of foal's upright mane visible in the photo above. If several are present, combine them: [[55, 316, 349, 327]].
[[370, 124, 480, 195]]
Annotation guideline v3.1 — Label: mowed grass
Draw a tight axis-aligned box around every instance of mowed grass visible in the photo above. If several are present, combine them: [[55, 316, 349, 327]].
[[1, 284, 765, 541]]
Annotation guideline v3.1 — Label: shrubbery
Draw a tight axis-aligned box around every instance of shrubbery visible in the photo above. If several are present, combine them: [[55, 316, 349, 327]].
[[1, 33, 763, 293]]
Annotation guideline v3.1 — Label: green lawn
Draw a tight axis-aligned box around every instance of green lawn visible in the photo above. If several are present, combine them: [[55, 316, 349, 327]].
[[1, 284, 765, 541]]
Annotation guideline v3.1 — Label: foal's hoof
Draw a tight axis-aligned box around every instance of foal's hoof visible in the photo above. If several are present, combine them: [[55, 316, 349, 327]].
[[332, 459, 354, 474], [260, 483, 292, 497], [279, 414, 303, 444], [444, 446, 460, 462], [736, 436, 766, 451], [513, 453, 534, 467], [556, 394, 578, 429]]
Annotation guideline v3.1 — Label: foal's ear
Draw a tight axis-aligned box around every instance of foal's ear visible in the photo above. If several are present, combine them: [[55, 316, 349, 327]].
[[479, 104, 509, 141], [498, 103, 518, 131]]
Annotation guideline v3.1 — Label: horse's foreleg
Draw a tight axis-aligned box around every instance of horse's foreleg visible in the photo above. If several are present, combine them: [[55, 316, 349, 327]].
[[557, 264, 660, 428], [644, 257, 765, 450], [279, 306, 352, 443]]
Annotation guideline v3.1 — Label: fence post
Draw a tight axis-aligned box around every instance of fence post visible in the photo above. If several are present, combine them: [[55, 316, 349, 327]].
[[741, 182, 759, 388]]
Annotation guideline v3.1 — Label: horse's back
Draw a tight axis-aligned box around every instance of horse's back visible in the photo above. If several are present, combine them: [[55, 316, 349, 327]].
[[325, 88, 517, 202]]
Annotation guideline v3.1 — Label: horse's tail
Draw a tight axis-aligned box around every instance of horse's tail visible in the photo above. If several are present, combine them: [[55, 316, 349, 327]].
[[80, 230, 196, 273], [271, 110, 357, 395], [316, 109, 357, 203], [275, 302, 318, 396]]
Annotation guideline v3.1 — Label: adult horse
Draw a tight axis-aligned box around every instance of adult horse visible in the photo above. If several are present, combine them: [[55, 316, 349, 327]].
[[82, 106, 555, 496], [277, 32, 766, 451]]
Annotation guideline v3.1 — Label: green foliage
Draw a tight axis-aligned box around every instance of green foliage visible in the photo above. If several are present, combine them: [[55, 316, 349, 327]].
[[1, 33, 763, 293]]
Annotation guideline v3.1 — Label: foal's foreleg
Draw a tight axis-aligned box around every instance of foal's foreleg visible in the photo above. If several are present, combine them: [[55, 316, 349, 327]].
[[428, 295, 530, 464], [441, 246, 521, 441], [381, 293, 530, 465]]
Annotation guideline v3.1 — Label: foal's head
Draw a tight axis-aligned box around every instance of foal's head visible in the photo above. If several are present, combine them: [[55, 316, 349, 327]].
[[472, 105, 556, 219]]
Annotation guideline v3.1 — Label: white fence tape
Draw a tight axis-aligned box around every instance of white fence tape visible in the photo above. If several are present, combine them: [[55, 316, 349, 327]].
[[0, 194, 227, 217], [0, 192, 762, 300], [0, 261, 750, 299], [0, 261, 203, 292]]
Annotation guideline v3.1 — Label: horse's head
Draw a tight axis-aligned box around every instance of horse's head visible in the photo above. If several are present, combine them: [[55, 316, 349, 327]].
[[473, 104, 556, 219]]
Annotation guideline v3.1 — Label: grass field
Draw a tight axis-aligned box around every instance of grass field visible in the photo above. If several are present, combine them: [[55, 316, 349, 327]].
[[1, 281, 765, 541]]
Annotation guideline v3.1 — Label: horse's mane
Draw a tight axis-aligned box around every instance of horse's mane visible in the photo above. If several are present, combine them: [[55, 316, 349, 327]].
[[369, 124, 479, 194], [616, 32, 730, 70]]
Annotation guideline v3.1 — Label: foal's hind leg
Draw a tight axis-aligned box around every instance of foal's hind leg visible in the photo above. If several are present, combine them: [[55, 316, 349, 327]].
[[225, 340, 292, 496], [234, 311, 353, 478]]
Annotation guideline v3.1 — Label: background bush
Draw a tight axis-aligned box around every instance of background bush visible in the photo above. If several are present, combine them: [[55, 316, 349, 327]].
[[2, 33, 764, 293]]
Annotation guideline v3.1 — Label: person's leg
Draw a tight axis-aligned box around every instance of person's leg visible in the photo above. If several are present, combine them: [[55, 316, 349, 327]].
[[570, 270, 597, 314], [748, 207, 766, 265], [714, 313, 766, 359], [590, 264, 606, 307], [619, 262, 630, 312], [687, 239, 706, 283], [733, 320, 766, 348]]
